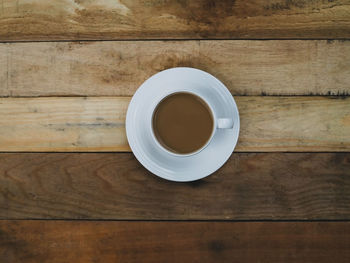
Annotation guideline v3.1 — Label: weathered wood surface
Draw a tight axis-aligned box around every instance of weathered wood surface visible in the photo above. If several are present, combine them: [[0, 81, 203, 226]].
[[1, 0, 350, 41], [0, 153, 349, 220], [0, 40, 349, 97], [0, 96, 349, 152], [1, 221, 350, 263], [0, 97, 130, 152]]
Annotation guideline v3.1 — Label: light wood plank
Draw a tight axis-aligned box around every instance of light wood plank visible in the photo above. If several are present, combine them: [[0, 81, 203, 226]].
[[0, 0, 350, 41], [1, 221, 350, 263], [0, 97, 130, 152], [0, 96, 349, 152], [239, 96, 350, 152], [1, 40, 349, 96], [0, 153, 349, 219]]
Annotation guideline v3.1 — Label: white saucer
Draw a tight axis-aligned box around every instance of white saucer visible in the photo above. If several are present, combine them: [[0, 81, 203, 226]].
[[126, 67, 240, 182]]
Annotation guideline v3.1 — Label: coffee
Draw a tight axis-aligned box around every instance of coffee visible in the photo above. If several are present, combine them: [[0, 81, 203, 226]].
[[152, 92, 214, 154]]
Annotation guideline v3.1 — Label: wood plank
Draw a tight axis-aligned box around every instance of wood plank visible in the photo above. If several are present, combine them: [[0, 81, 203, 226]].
[[0, 153, 349, 220], [1, 40, 350, 96], [0, 96, 349, 152], [0, 0, 350, 41], [0, 97, 130, 152], [1, 221, 349, 263]]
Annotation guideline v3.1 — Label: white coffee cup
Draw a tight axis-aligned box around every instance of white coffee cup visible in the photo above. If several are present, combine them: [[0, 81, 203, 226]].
[[150, 90, 234, 157], [126, 67, 240, 182]]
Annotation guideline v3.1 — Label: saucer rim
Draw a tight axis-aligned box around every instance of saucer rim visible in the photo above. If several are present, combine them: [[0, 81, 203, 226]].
[[126, 67, 240, 182]]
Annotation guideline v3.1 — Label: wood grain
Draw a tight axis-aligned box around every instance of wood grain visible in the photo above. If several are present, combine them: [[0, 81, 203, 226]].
[[0, 97, 130, 152], [1, 40, 349, 96], [238, 96, 350, 152], [0, 96, 349, 152], [0, 153, 349, 220], [1, 221, 350, 263], [1, 0, 350, 41]]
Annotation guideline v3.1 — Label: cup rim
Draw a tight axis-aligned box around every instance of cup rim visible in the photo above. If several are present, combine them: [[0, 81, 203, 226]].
[[150, 90, 217, 158]]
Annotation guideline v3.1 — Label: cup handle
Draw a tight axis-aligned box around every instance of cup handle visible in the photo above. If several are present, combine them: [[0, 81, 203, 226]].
[[217, 118, 234, 129]]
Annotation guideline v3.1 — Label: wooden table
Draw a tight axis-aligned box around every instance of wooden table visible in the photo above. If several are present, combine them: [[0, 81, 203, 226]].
[[0, 1, 350, 262]]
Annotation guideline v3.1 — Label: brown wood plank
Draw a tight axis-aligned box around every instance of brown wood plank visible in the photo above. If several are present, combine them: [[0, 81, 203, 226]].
[[0, 97, 130, 152], [0, 96, 349, 152], [0, 153, 349, 220], [1, 0, 350, 41], [1, 40, 349, 96], [1, 221, 349, 263]]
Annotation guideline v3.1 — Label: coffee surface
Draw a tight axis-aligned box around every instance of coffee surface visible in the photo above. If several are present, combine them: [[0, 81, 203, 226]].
[[152, 92, 214, 154]]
